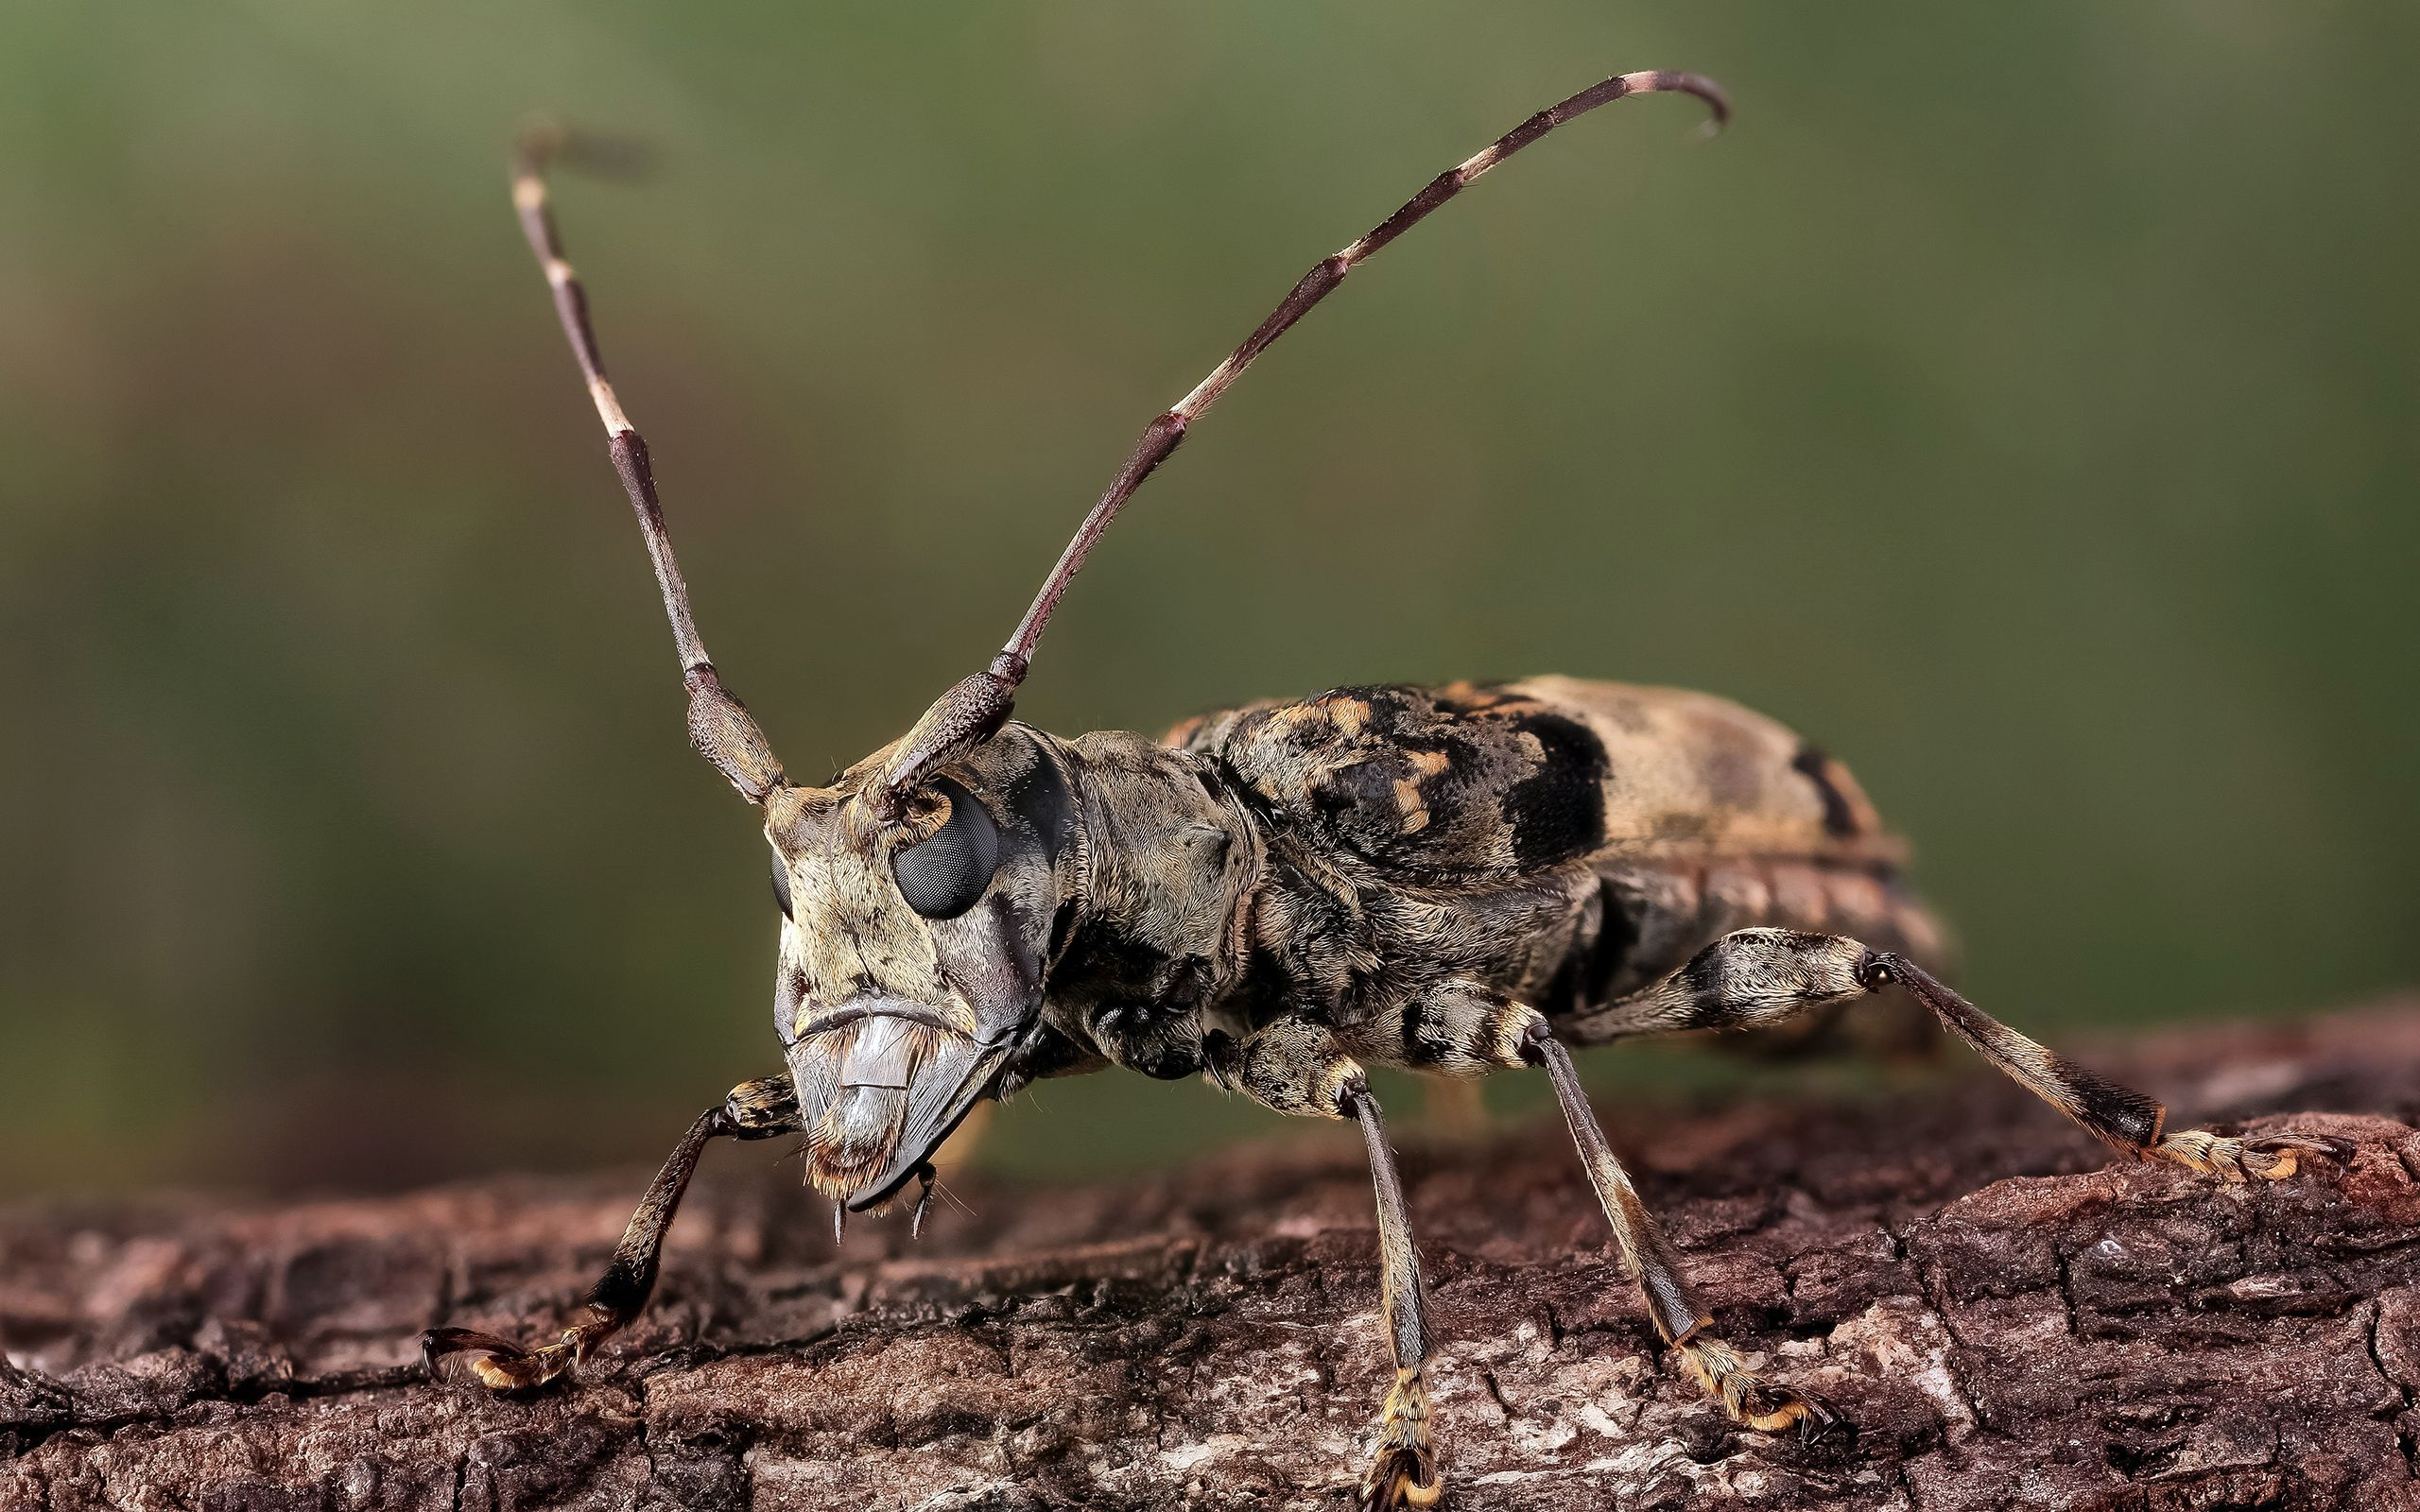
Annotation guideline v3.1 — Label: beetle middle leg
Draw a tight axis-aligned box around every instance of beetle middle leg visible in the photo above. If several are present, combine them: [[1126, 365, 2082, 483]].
[[1524, 1025, 1835, 1433], [423, 1073, 801, 1390], [1205, 1022, 1443, 1510], [1567, 929, 2352, 1180], [1343, 982, 1839, 1434]]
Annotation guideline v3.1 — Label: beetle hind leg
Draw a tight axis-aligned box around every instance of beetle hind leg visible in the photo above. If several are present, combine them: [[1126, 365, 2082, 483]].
[[1567, 929, 2351, 1183]]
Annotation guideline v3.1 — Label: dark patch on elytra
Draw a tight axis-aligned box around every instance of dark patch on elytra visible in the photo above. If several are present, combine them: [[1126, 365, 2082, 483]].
[[1499, 711, 1610, 868], [1790, 743, 1861, 839], [1209, 683, 1617, 879], [1318, 753, 1403, 829]]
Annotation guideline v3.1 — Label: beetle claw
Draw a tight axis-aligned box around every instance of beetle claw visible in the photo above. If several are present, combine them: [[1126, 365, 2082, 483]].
[[422, 1326, 579, 1391]]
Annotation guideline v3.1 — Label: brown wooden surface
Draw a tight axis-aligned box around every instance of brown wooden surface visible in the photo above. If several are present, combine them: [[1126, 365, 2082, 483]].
[[6, 1004, 2420, 1511]]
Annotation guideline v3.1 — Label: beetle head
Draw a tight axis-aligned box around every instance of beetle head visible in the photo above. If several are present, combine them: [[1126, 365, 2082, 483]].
[[764, 728, 1075, 1210]]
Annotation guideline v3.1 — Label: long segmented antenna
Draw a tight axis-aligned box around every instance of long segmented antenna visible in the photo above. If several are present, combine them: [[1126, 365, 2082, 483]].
[[512, 127, 786, 803], [873, 68, 1728, 818]]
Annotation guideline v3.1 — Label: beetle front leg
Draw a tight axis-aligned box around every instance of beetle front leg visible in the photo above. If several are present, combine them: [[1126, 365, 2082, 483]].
[[424, 1073, 800, 1390], [1205, 1023, 1443, 1509]]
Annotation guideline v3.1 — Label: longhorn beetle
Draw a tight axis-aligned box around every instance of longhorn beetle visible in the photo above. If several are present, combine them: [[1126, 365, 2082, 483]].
[[422, 69, 2351, 1508]]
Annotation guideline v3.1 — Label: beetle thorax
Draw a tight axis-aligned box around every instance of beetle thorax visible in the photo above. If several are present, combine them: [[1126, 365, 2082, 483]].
[[1039, 732, 1264, 1077]]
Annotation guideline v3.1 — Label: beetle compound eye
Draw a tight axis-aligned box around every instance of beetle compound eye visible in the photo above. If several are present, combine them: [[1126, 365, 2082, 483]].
[[891, 778, 999, 919], [769, 845, 793, 919]]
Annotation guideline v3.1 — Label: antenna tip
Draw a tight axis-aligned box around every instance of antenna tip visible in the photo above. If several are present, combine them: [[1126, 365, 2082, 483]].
[[512, 117, 653, 181], [1662, 71, 1732, 136]]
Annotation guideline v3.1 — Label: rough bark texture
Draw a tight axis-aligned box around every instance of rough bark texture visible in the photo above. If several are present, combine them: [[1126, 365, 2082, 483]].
[[6, 1005, 2420, 1512]]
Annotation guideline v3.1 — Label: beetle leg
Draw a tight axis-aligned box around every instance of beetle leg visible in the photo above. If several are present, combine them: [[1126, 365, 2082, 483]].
[[1525, 1026, 1835, 1435], [1333, 979, 1538, 1137], [1340, 988, 1824, 1432], [424, 1073, 800, 1391], [1205, 1023, 1445, 1508], [1567, 929, 2354, 1181], [1352, 977, 1543, 1077], [1347, 1086, 1444, 1510], [1202, 1018, 1366, 1121]]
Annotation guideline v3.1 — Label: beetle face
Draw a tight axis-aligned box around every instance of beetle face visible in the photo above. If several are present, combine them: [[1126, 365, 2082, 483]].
[[764, 730, 1074, 1210]]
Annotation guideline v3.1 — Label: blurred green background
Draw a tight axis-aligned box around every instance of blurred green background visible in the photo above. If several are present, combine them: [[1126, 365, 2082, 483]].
[[2, 5, 2413, 1197]]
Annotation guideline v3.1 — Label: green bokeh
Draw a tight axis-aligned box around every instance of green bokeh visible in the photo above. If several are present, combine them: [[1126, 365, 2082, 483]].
[[1, 5, 2413, 1194]]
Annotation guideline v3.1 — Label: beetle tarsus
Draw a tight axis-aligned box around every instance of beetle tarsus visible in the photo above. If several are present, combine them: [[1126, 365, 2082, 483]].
[[422, 1325, 584, 1392], [1676, 1335, 1836, 1436], [1357, 1367, 1443, 1509], [2151, 1128, 2354, 1183]]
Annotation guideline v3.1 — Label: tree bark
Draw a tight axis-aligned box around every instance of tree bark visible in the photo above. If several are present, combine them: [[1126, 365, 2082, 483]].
[[6, 1005, 2420, 1512]]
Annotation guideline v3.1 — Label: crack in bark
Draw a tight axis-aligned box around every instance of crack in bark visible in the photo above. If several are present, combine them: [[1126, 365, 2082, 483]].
[[2368, 1297, 2420, 1482], [2050, 1248, 2083, 1341]]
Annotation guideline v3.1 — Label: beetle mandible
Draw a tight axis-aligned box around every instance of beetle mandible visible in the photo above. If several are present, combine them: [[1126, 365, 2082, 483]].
[[422, 69, 2349, 1509]]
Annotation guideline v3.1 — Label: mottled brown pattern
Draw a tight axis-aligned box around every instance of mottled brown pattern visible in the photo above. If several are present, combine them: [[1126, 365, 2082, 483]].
[[1167, 678, 1941, 1056], [1186, 683, 1616, 879]]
